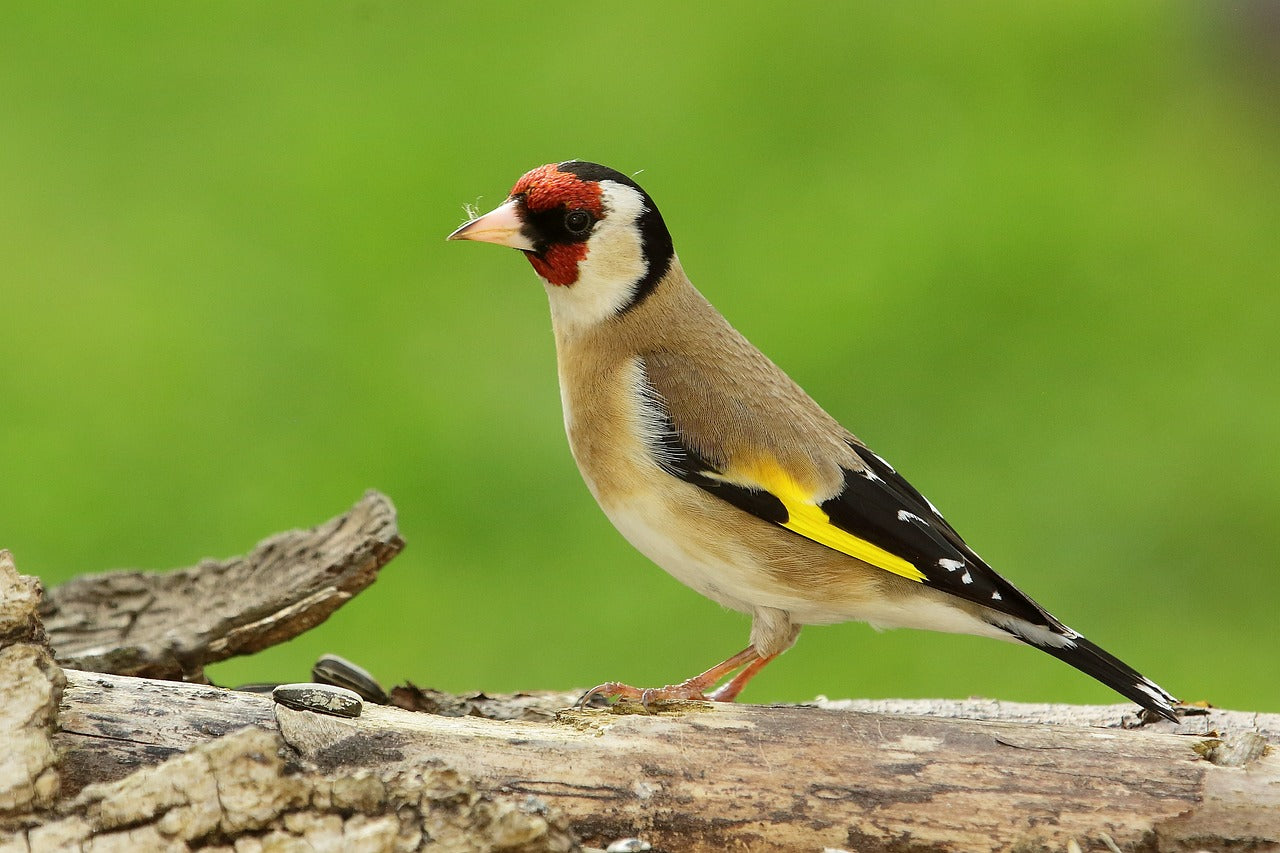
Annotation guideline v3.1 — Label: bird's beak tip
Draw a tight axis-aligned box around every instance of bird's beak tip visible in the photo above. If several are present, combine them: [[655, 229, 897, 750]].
[[445, 199, 535, 251]]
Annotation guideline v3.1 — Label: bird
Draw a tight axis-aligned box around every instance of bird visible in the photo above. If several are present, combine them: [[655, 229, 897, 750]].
[[447, 160, 1180, 721]]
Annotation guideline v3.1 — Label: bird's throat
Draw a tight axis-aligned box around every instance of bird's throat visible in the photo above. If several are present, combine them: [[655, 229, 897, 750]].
[[528, 243, 587, 286]]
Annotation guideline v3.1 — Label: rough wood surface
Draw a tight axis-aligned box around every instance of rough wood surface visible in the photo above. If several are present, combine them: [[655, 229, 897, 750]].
[[8, 724, 579, 853], [0, 552, 64, 821], [4, 511, 1278, 852], [1, 540, 578, 853], [49, 668, 1280, 853], [39, 491, 404, 681]]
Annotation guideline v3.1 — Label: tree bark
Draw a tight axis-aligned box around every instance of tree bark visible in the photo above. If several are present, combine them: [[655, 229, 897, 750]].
[[43, 668, 1280, 853], [2, 501, 1277, 852], [0, 505, 577, 853], [39, 490, 403, 682]]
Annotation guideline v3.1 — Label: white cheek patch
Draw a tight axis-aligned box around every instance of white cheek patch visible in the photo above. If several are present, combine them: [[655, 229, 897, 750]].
[[545, 182, 651, 338]]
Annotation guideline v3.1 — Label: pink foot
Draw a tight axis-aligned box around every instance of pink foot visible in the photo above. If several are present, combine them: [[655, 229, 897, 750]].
[[579, 679, 712, 708], [578, 646, 779, 708]]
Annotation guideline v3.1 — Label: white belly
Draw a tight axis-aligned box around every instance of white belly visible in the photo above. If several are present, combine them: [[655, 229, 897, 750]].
[[598, 490, 759, 615], [593, 484, 867, 626]]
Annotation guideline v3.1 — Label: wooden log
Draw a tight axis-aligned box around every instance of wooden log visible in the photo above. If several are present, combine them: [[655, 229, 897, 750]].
[[2, 543, 578, 853], [50, 668, 1280, 853], [5, 509, 1278, 852]]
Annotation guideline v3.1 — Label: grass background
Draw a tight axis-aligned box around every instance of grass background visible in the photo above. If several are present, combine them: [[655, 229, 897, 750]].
[[2, 3, 1276, 711]]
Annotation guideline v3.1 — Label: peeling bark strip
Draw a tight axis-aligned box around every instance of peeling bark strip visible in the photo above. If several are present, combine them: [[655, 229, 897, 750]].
[[50, 669, 1280, 852], [39, 491, 404, 681]]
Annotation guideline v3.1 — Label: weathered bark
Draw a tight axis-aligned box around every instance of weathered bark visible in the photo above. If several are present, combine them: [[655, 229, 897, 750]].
[[0, 553, 64, 823], [39, 490, 404, 681], [3, 503, 1278, 852], [13, 724, 579, 853], [42, 667, 1280, 852], [0, 530, 578, 853]]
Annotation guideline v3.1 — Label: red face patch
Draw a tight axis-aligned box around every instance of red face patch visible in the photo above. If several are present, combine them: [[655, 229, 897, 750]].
[[510, 164, 604, 216], [508, 163, 605, 286], [528, 242, 588, 286]]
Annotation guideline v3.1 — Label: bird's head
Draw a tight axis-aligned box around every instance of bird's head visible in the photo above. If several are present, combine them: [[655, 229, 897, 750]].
[[448, 161, 675, 327]]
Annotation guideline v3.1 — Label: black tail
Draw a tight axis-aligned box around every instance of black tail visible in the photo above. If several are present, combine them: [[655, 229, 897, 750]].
[[1032, 633, 1179, 722]]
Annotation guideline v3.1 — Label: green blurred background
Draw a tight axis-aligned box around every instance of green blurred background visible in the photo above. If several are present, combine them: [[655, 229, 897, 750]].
[[2, 3, 1277, 712]]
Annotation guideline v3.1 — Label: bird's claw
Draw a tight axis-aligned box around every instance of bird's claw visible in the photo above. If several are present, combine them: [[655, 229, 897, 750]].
[[577, 680, 712, 710]]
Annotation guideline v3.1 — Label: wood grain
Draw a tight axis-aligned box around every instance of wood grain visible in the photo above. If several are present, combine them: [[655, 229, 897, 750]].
[[51, 669, 1280, 852]]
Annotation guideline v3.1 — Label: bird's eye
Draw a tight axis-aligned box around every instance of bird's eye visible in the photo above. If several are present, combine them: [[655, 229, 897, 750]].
[[564, 209, 593, 235]]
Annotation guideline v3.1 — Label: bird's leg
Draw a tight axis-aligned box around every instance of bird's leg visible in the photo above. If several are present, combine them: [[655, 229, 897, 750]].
[[704, 651, 779, 702], [579, 645, 760, 707]]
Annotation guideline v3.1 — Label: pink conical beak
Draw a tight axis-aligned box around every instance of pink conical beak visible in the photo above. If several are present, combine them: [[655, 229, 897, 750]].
[[446, 199, 536, 251]]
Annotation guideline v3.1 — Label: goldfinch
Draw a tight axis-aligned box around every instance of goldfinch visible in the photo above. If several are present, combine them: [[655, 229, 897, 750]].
[[448, 160, 1179, 721]]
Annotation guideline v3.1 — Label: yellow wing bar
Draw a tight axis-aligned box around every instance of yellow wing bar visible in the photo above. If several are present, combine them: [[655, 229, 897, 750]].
[[724, 459, 927, 583]]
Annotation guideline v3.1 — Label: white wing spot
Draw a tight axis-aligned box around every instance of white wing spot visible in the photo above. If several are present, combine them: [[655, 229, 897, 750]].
[[960, 571, 973, 584], [938, 559, 965, 571], [991, 590, 1002, 601], [897, 510, 927, 525], [869, 450, 897, 473], [1136, 680, 1172, 705]]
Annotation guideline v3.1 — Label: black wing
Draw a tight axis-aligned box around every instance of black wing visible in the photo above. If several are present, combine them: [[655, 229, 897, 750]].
[[825, 441, 1062, 628]]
